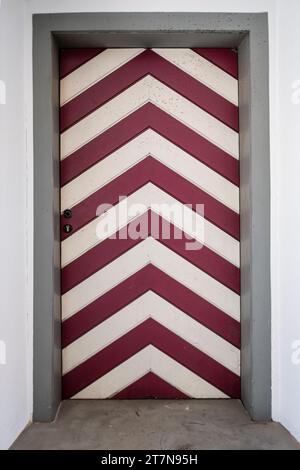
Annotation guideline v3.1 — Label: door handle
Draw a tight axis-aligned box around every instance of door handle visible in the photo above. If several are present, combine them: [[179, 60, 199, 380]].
[[63, 209, 72, 219]]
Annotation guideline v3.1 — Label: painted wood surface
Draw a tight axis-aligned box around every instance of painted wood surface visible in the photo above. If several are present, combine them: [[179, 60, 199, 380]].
[[60, 48, 240, 399]]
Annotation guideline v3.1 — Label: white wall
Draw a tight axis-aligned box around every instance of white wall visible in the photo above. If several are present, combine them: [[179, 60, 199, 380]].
[[1, 0, 299, 448], [275, 0, 300, 440], [0, 0, 30, 450]]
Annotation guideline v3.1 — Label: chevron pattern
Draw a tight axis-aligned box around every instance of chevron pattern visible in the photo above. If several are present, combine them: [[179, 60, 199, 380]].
[[60, 48, 240, 399]]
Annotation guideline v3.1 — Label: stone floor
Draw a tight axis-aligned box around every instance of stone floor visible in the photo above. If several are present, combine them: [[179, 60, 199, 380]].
[[11, 399, 299, 450]]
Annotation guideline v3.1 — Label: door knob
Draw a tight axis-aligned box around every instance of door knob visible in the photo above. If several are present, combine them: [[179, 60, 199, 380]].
[[63, 209, 72, 219]]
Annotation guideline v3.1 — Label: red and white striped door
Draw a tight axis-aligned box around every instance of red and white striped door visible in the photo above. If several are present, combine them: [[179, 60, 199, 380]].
[[60, 48, 240, 399]]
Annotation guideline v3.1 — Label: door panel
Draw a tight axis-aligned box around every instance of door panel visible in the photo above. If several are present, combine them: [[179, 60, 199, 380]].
[[60, 48, 240, 399]]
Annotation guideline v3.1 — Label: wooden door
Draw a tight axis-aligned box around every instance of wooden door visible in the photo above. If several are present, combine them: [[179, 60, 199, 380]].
[[60, 48, 240, 399]]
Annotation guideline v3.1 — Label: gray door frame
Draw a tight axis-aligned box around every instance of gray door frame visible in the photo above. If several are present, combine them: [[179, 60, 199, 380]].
[[33, 12, 271, 422]]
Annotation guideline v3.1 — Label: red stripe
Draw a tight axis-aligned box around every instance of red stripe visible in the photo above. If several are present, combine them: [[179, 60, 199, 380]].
[[62, 319, 240, 399], [60, 48, 105, 79], [60, 49, 238, 132], [62, 265, 240, 349], [61, 157, 239, 241], [157, 215, 240, 294], [112, 372, 188, 399], [193, 48, 238, 79], [61, 104, 239, 187], [61, 211, 240, 295]]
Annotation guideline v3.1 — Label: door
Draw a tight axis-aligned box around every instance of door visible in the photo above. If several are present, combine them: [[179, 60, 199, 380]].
[[60, 48, 240, 399]]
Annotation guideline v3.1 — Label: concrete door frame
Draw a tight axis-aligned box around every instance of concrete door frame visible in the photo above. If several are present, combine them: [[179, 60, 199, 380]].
[[33, 12, 271, 422]]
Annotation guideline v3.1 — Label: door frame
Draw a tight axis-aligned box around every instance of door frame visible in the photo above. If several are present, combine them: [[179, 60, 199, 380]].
[[33, 12, 271, 422]]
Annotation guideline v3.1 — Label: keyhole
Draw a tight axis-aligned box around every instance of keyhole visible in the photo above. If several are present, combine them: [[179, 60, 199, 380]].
[[63, 224, 73, 234]]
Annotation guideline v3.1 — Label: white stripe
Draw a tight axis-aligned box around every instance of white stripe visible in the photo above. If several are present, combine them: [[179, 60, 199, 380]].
[[153, 48, 238, 106], [61, 129, 239, 213], [63, 291, 240, 375], [61, 183, 240, 268], [72, 345, 228, 399], [151, 238, 240, 321], [61, 76, 239, 160], [60, 48, 145, 105], [62, 237, 240, 322]]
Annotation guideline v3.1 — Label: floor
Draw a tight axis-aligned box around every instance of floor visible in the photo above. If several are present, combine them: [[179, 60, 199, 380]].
[[12, 400, 299, 450]]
